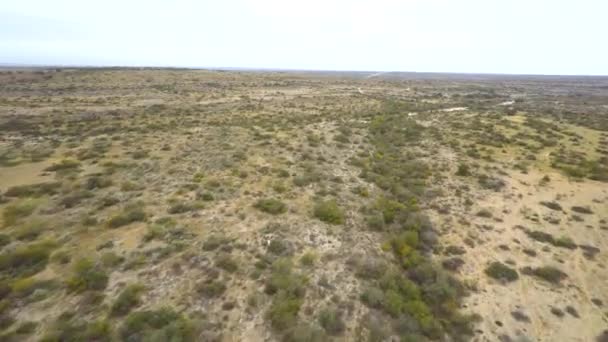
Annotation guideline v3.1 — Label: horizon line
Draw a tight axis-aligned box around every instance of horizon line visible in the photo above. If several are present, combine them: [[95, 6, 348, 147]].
[[1, 62, 607, 78]]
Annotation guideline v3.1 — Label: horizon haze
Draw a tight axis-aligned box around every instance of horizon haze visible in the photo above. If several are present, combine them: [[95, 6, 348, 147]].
[[1, 0, 607, 75]]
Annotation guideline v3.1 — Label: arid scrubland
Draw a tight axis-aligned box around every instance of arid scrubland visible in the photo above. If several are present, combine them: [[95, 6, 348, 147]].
[[0, 68, 607, 341]]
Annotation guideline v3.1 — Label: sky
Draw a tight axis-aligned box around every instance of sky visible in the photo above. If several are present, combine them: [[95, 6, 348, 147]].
[[1, 0, 607, 75]]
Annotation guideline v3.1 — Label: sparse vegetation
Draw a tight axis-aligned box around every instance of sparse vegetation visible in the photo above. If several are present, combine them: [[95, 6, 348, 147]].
[[111, 284, 145, 316], [313, 199, 345, 224], [107, 205, 146, 228], [66, 258, 109, 292], [254, 198, 287, 215], [0, 68, 606, 341], [485, 262, 519, 282]]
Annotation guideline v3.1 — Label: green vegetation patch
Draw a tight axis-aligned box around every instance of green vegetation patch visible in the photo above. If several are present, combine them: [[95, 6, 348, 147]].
[[485, 261, 519, 282], [313, 200, 345, 224], [0, 240, 56, 278], [254, 198, 287, 215], [120, 308, 195, 342], [4, 182, 61, 198], [3, 200, 39, 227], [107, 204, 146, 228], [111, 284, 145, 316], [66, 258, 109, 293]]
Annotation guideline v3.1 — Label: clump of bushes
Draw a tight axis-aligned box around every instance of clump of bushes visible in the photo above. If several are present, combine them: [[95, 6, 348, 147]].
[[197, 280, 226, 298], [59, 190, 94, 208], [66, 258, 108, 292], [254, 198, 287, 215], [202, 234, 230, 251], [215, 254, 238, 273], [107, 204, 146, 228], [521, 266, 567, 284], [385, 231, 422, 268], [300, 252, 316, 267], [3, 182, 61, 198], [119, 308, 195, 342], [265, 259, 307, 332], [11, 277, 58, 299], [455, 163, 471, 176], [540, 201, 562, 211], [3, 200, 38, 227], [554, 236, 577, 249], [111, 284, 145, 316], [525, 229, 577, 250], [484, 262, 519, 282], [44, 159, 81, 172], [196, 191, 214, 201], [477, 175, 505, 191], [14, 220, 46, 241], [293, 170, 321, 187], [313, 200, 344, 224], [40, 313, 111, 342], [0, 240, 56, 278], [318, 307, 345, 335], [359, 265, 468, 338], [167, 201, 202, 214], [571, 206, 593, 214]]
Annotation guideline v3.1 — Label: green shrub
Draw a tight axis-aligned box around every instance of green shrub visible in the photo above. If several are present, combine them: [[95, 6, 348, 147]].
[[525, 230, 554, 244], [484, 262, 518, 282], [50, 250, 71, 264], [66, 258, 108, 292], [386, 231, 422, 268], [313, 200, 344, 224], [365, 213, 385, 231], [216, 254, 238, 273], [455, 163, 471, 176], [101, 251, 124, 268], [571, 206, 593, 214], [0, 240, 56, 277], [60, 190, 94, 208], [283, 323, 327, 342], [168, 202, 201, 214], [98, 196, 120, 209], [361, 287, 384, 308], [196, 192, 214, 201], [197, 280, 226, 298], [268, 239, 291, 256], [120, 308, 194, 342], [4, 182, 61, 198], [554, 236, 577, 249], [254, 198, 287, 215], [300, 252, 316, 267], [293, 170, 321, 187], [202, 234, 230, 251], [44, 159, 81, 172], [523, 266, 567, 284], [14, 220, 46, 241], [264, 258, 308, 333], [84, 175, 113, 190], [540, 201, 562, 211], [15, 321, 37, 334], [374, 197, 406, 224], [40, 314, 112, 342], [11, 277, 58, 298], [111, 284, 145, 316], [3, 200, 38, 226], [0, 234, 10, 248], [318, 307, 345, 335], [267, 293, 303, 332], [107, 205, 146, 228]]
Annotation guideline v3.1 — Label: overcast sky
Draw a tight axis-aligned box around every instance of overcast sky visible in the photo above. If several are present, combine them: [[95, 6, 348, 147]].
[[1, 0, 606, 75]]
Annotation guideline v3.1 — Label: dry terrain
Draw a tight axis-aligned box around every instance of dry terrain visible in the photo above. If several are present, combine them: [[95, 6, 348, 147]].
[[0, 68, 607, 341]]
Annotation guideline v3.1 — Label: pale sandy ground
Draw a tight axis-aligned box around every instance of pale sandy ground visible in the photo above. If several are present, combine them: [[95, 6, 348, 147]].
[[433, 165, 608, 341]]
